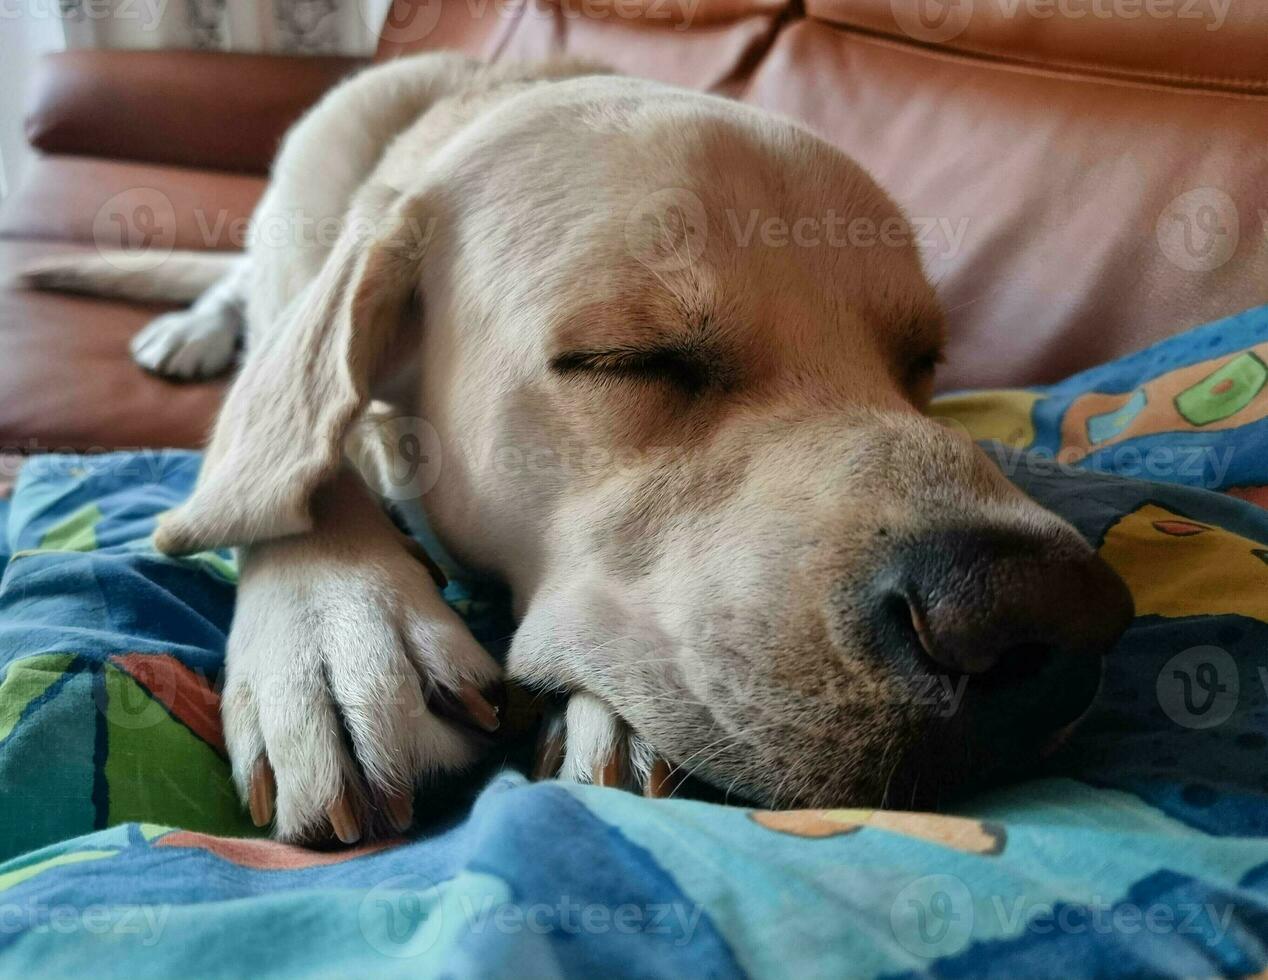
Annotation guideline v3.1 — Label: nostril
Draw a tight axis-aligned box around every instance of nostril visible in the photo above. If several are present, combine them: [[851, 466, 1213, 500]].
[[882, 587, 1001, 676], [904, 592, 940, 664], [980, 642, 1054, 686], [882, 589, 925, 652], [883, 589, 939, 663]]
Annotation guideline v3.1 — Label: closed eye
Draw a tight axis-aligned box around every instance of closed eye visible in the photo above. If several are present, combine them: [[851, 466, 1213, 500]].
[[550, 346, 711, 395], [907, 349, 944, 382]]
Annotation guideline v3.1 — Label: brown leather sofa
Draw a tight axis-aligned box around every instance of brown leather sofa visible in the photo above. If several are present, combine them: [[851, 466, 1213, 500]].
[[2, 0, 1266, 453]]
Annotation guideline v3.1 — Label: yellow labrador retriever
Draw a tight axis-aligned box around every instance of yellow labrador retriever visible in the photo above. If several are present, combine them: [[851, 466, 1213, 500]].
[[24, 53, 1133, 844]]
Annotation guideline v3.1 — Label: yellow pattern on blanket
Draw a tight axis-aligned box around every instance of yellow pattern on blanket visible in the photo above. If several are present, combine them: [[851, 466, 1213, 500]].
[[1099, 503, 1268, 623]]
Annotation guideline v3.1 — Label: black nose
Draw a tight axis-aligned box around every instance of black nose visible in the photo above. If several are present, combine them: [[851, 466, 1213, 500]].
[[870, 526, 1134, 683]]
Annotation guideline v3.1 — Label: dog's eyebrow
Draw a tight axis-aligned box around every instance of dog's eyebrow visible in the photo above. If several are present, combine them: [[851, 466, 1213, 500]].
[[550, 297, 724, 358], [890, 303, 947, 361]]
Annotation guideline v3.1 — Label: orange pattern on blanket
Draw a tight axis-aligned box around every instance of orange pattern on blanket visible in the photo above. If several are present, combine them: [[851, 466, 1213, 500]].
[[1228, 486, 1268, 510], [1060, 343, 1268, 460], [155, 831, 402, 869], [750, 809, 1005, 854], [111, 654, 225, 754]]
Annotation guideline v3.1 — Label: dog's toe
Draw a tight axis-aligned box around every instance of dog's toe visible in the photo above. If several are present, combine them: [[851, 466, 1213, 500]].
[[232, 650, 492, 845], [536, 693, 672, 796]]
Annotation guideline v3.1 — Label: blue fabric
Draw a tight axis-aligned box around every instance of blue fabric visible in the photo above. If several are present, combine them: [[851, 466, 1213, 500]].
[[3, 306, 1268, 977]]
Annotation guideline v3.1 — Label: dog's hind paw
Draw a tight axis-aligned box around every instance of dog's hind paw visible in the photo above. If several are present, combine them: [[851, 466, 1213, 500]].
[[533, 692, 679, 798], [130, 307, 241, 379]]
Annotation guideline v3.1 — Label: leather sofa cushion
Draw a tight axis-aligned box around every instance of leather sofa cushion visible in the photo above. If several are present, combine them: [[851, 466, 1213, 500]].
[[0, 156, 262, 250], [378, 0, 788, 91], [0, 157, 260, 451], [0, 240, 226, 452], [24, 51, 367, 175], [810, 0, 1268, 92], [741, 20, 1268, 389]]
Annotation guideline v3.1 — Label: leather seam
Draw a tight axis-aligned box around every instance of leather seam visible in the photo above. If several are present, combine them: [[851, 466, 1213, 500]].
[[716, 0, 805, 90], [812, 16, 1268, 94]]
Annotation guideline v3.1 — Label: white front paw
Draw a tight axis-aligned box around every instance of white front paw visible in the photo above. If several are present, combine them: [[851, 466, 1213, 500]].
[[223, 538, 502, 843], [130, 308, 240, 379]]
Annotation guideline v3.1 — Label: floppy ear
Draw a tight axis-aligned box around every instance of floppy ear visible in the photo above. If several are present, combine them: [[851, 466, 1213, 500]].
[[155, 191, 434, 555]]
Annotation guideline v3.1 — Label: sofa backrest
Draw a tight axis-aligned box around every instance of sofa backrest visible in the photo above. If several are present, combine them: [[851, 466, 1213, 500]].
[[375, 0, 1268, 390]]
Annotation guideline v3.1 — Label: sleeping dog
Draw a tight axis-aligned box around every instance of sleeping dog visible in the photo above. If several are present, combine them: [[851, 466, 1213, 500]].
[[23, 54, 1134, 844]]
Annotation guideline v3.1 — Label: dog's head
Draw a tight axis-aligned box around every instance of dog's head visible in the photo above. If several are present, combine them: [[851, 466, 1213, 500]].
[[164, 75, 1133, 809]]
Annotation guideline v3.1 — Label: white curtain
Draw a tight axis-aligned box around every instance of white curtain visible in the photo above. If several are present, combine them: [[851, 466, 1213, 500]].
[[57, 0, 395, 55], [0, 1, 394, 196], [0, 7, 72, 198]]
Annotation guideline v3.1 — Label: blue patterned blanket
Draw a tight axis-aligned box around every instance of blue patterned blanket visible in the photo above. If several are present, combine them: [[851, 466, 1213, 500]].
[[3, 307, 1268, 977]]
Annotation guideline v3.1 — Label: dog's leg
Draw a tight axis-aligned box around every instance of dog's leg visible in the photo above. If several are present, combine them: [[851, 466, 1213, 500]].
[[130, 258, 248, 379], [225, 466, 502, 844]]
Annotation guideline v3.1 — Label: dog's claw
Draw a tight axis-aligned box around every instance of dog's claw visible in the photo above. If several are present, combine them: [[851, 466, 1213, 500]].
[[430, 681, 504, 735], [327, 793, 361, 845], [597, 744, 626, 788], [458, 683, 502, 732], [535, 693, 664, 795], [533, 711, 567, 780], [248, 757, 276, 827], [644, 759, 677, 798], [384, 790, 413, 834]]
